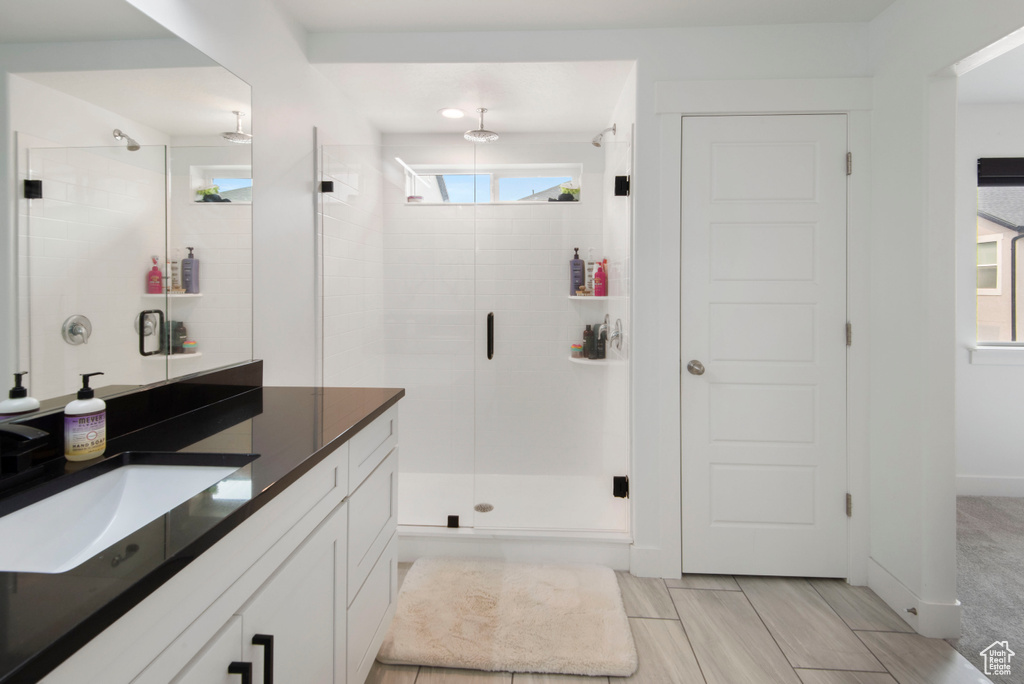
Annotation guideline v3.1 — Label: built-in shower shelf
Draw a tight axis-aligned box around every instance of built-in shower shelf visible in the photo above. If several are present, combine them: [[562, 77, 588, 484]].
[[567, 296, 625, 302], [568, 356, 623, 366], [141, 294, 203, 299]]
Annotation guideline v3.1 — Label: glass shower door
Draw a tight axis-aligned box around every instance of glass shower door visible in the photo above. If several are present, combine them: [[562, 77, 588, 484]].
[[19, 142, 169, 399], [472, 140, 629, 532]]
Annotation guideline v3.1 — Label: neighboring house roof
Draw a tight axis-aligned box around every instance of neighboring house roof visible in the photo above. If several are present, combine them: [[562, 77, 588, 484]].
[[979, 186, 1024, 231], [521, 183, 565, 201]]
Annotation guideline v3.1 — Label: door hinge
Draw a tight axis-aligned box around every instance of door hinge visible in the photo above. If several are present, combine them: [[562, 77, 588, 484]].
[[846, 493, 853, 517], [847, 152, 853, 176], [24, 179, 42, 199], [613, 476, 629, 498], [846, 322, 852, 347]]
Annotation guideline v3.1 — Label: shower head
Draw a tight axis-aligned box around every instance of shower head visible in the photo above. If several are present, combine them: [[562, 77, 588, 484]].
[[222, 111, 252, 144], [464, 108, 499, 143], [112, 129, 140, 151], [591, 124, 617, 147]]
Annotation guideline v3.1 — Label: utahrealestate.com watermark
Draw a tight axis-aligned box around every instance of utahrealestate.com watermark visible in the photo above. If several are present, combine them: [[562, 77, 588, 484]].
[[981, 641, 1015, 676]]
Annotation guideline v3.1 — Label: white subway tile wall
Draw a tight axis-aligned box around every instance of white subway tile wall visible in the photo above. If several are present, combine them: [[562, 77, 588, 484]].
[[321, 145, 386, 388], [168, 146, 253, 375], [18, 142, 168, 398]]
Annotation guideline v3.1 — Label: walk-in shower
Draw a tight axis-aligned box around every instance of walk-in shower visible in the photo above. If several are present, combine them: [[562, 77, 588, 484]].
[[317, 133, 632, 542]]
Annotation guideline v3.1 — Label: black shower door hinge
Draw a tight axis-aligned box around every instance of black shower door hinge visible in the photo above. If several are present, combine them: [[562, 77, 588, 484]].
[[613, 476, 629, 498], [24, 180, 42, 199]]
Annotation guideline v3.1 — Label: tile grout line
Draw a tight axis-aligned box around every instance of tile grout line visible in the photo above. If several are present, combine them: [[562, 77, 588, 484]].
[[661, 579, 712, 684], [735, 577, 806, 681]]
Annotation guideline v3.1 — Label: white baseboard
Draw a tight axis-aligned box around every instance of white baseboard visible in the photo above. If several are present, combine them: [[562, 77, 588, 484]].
[[397, 526, 632, 569], [868, 558, 962, 639], [956, 475, 1024, 497]]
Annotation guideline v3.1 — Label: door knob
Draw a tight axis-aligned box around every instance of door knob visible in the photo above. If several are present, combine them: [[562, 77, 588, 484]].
[[686, 360, 705, 376]]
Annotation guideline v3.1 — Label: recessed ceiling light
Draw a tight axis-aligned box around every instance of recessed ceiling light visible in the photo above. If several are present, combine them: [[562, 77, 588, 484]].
[[439, 108, 465, 119]]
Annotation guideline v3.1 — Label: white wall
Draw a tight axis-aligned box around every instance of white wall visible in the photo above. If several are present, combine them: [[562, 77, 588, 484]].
[[124, 0, 380, 387], [867, 0, 1024, 636], [955, 102, 1024, 496]]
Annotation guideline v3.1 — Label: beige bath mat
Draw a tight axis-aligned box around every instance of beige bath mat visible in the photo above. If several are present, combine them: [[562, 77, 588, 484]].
[[377, 557, 638, 677]]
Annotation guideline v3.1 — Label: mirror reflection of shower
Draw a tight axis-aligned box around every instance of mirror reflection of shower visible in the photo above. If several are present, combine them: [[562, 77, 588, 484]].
[[112, 129, 140, 151]]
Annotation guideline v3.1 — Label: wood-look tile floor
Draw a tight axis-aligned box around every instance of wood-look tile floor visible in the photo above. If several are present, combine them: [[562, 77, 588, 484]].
[[366, 566, 991, 684]]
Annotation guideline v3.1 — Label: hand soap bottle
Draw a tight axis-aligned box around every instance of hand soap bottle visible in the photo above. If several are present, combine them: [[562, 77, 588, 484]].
[[0, 372, 40, 419], [64, 372, 106, 461]]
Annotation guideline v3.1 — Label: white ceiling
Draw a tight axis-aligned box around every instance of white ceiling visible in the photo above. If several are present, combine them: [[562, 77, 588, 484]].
[[0, 0, 172, 43], [21, 68, 251, 137], [317, 62, 635, 134], [959, 44, 1024, 104], [277, 0, 897, 33]]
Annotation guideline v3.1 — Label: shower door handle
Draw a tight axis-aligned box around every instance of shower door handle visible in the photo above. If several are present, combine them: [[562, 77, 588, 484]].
[[487, 312, 494, 360], [138, 309, 164, 356]]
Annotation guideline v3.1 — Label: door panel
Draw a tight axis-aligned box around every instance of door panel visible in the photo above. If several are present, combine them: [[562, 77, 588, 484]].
[[681, 114, 848, 577]]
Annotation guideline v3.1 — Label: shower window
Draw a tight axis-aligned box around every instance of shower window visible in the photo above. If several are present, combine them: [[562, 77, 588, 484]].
[[401, 161, 582, 203]]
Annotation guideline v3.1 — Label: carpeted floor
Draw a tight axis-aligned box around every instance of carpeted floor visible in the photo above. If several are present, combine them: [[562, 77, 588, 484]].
[[952, 496, 1024, 683]]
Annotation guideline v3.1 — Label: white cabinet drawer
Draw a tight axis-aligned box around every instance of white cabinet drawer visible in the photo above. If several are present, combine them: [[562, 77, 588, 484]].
[[347, 534, 397, 684], [348, 449, 397, 604], [348, 406, 398, 495]]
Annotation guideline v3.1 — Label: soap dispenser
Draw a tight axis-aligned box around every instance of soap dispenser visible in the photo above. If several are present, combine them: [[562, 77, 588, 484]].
[[0, 372, 40, 419], [64, 372, 106, 461]]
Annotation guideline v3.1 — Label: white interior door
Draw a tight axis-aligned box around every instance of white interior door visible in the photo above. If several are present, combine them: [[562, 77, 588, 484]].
[[680, 114, 848, 577]]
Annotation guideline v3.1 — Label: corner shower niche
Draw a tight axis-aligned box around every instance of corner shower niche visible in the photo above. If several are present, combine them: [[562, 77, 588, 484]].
[[318, 135, 631, 536]]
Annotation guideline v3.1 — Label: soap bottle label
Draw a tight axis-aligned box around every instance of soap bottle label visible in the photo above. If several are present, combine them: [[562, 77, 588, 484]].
[[65, 411, 106, 459]]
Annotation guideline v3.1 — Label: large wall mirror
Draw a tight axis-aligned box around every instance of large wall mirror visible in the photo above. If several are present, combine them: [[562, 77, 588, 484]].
[[2, 0, 253, 409]]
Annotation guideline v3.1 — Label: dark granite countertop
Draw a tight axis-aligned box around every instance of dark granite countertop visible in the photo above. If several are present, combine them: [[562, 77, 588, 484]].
[[0, 385, 404, 684]]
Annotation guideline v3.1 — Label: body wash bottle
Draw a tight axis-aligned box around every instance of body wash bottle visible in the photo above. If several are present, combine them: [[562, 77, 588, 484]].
[[0, 372, 40, 419], [182, 246, 200, 294], [65, 372, 106, 461], [570, 247, 585, 296]]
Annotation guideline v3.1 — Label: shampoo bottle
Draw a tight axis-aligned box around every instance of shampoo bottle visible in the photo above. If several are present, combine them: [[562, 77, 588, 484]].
[[182, 247, 200, 294], [594, 261, 608, 297], [583, 325, 595, 359], [146, 256, 163, 294], [64, 372, 106, 461], [570, 247, 585, 296], [0, 372, 40, 419]]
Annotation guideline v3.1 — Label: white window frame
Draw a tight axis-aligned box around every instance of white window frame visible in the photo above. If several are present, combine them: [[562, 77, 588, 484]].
[[977, 233, 1002, 296], [402, 162, 583, 204]]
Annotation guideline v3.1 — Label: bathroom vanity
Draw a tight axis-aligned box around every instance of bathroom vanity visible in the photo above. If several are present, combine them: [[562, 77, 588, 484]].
[[0, 377, 403, 684]]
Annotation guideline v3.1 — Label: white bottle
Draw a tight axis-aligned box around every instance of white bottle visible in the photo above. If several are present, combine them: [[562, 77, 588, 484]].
[[64, 372, 106, 461], [0, 372, 40, 419]]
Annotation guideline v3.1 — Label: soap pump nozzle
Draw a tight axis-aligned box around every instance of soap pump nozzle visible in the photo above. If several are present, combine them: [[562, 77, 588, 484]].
[[77, 372, 104, 400]]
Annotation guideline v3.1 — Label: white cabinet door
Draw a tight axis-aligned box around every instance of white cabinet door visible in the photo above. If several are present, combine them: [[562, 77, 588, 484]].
[[171, 617, 243, 684], [680, 114, 849, 577], [238, 501, 347, 684]]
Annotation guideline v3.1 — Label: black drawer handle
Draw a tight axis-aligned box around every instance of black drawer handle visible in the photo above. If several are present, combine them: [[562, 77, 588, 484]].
[[252, 634, 274, 684], [228, 661, 252, 684], [487, 312, 494, 360]]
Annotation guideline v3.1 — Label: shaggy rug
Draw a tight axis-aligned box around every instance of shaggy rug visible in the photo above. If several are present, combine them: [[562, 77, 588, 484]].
[[376, 557, 638, 677]]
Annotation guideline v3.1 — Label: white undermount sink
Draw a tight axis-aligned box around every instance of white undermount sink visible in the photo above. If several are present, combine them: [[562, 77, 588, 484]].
[[0, 463, 240, 574]]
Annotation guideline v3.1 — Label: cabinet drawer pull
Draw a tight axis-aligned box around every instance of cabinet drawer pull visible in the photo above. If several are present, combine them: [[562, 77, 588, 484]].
[[228, 661, 252, 684], [252, 634, 274, 684]]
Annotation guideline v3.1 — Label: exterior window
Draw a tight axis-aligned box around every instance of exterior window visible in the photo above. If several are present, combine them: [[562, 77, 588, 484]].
[[401, 162, 581, 204], [977, 236, 1001, 295]]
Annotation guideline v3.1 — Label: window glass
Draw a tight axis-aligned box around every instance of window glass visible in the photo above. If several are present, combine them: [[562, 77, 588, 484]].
[[498, 176, 572, 201]]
